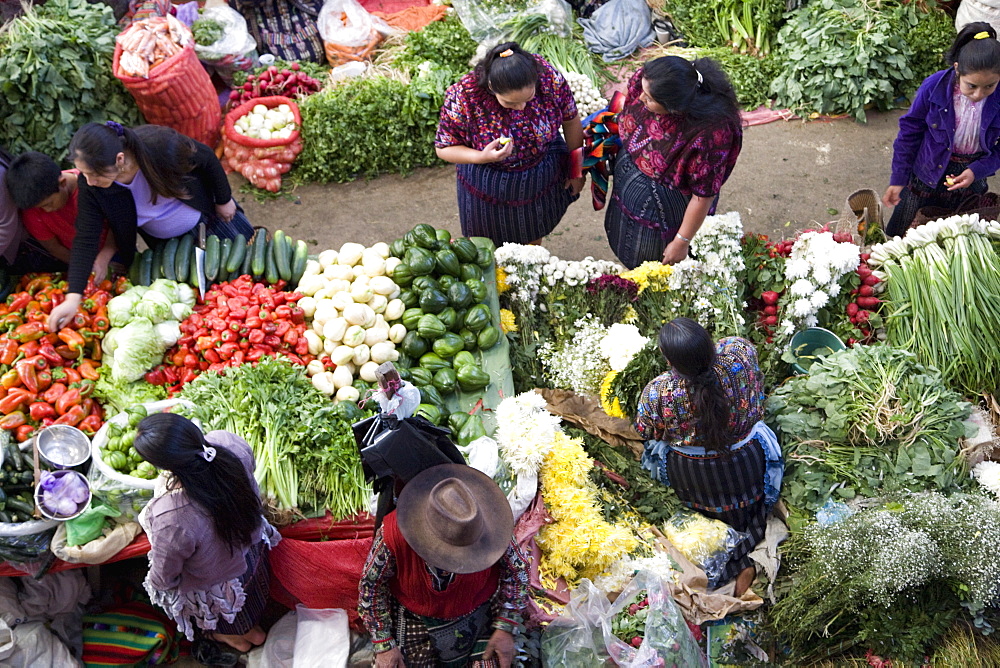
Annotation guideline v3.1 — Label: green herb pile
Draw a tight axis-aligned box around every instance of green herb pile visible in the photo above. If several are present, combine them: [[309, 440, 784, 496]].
[[660, 0, 728, 48], [770, 492, 1000, 663], [710, 0, 785, 56], [770, 0, 918, 121], [699, 48, 781, 111], [179, 356, 370, 518], [907, 6, 955, 89], [0, 0, 143, 160], [192, 17, 224, 47], [767, 345, 975, 520], [609, 342, 667, 420], [378, 14, 477, 81]]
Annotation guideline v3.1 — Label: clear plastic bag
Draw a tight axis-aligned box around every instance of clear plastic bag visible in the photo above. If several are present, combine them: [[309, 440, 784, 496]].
[[193, 6, 258, 85], [662, 509, 750, 589], [541, 578, 613, 666], [454, 0, 574, 42]]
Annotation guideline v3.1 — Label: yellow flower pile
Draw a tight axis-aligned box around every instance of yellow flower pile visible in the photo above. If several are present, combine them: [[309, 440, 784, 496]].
[[663, 509, 731, 566], [620, 261, 674, 293], [536, 431, 640, 586], [495, 266, 510, 294], [499, 308, 518, 333], [600, 370, 628, 419]]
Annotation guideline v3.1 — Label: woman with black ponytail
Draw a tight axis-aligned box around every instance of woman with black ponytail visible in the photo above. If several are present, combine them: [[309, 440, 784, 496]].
[[47, 122, 254, 332], [603, 56, 743, 268], [635, 318, 782, 595], [135, 413, 279, 658]]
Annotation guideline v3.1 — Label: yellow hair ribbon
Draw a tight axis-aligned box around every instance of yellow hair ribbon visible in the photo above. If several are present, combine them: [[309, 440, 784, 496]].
[[975, 31, 991, 39]]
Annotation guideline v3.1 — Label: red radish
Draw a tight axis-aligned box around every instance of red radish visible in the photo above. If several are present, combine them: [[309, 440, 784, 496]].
[[764, 315, 778, 326], [846, 303, 859, 317], [857, 296, 880, 309], [860, 253, 870, 261], [847, 338, 857, 346], [291, 62, 301, 70], [857, 264, 872, 277], [763, 305, 778, 316], [761, 291, 780, 305], [859, 285, 874, 297], [862, 274, 880, 286], [856, 310, 870, 323]]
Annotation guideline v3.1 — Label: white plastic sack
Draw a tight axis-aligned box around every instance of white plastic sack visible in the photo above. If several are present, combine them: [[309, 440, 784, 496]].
[[372, 382, 421, 419], [293, 605, 349, 668], [194, 6, 257, 62], [506, 469, 537, 523], [956, 0, 1000, 35], [0, 579, 27, 627], [458, 435, 499, 478], [0, 621, 81, 667], [247, 610, 297, 668], [318, 0, 377, 48]]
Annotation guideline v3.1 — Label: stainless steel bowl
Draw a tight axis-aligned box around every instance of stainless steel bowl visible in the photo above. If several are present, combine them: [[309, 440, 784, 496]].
[[36, 425, 92, 469]]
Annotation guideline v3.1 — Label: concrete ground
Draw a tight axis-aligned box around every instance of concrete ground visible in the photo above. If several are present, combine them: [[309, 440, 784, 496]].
[[235, 109, 904, 260]]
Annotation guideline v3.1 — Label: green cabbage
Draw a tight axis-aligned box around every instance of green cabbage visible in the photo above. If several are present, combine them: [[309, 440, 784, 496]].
[[133, 290, 173, 324], [107, 292, 140, 327], [154, 321, 181, 348], [110, 317, 165, 382]]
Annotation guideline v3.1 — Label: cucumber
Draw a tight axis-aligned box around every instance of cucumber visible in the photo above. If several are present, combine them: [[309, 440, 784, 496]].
[[273, 230, 291, 281], [161, 237, 179, 280], [139, 248, 155, 286], [265, 238, 279, 285], [240, 240, 252, 278], [5, 443, 23, 471], [219, 238, 233, 283], [5, 497, 34, 517], [128, 253, 141, 285], [250, 228, 268, 278], [278, 234, 293, 282], [175, 233, 193, 282], [189, 243, 200, 286], [204, 234, 221, 282], [289, 240, 309, 288], [151, 242, 166, 280], [226, 233, 247, 274]]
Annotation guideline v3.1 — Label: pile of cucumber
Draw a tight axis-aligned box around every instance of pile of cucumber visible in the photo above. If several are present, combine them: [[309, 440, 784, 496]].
[[128, 228, 310, 289], [0, 442, 39, 524]]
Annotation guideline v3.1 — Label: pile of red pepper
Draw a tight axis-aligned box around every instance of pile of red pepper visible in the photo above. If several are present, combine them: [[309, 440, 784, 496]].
[[156, 276, 315, 392], [0, 275, 126, 441]]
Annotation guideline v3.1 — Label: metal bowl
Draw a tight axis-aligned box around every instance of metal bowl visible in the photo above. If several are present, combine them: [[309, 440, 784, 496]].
[[36, 425, 92, 469], [34, 470, 92, 521]]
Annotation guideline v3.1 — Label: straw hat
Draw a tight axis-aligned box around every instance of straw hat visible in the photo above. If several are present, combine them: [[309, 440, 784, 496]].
[[396, 464, 514, 574]]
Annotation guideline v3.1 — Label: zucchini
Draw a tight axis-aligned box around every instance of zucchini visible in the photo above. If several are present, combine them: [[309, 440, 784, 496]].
[[175, 233, 194, 282], [139, 249, 154, 286], [151, 241, 166, 280], [5, 497, 34, 517], [226, 233, 247, 274], [161, 236, 179, 280], [251, 228, 268, 278], [5, 442, 24, 471], [219, 238, 233, 282], [205, 234, 221, 281], [279, 235, 294, 282], [0, 511, 10, 523], [273, 230, 292, 281], [290, 240, 309, 288], [265, 238, 280, 284]]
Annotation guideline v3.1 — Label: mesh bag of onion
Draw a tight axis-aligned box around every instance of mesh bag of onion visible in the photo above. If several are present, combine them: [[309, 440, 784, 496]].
[[222, 95, 303, 192]]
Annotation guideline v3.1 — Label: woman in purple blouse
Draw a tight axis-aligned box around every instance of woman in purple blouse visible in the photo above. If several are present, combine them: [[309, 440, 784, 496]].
[[135, 413, 280, 661], [605, 56, 743, 269], [435, 41, 585, 246]]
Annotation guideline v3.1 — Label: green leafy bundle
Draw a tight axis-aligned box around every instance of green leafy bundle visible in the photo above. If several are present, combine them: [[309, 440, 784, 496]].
[[767, 345, 975, 518], [770, 0, 918, 122], [192, 17, 224, 46], [179, 356, 370, 517], [381, 14, 477, 81], [906, 6, 954, 89], [500, 12, 611, 86], [609, 341, 667, 420], [699, 48, 781, 111], [0, 0, 143, 160]]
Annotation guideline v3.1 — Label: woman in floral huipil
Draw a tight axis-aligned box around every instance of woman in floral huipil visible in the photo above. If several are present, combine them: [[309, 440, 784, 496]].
[[605, 56, 743, 269], [635, 318, 783, 595], [435, 41, 584, 246]]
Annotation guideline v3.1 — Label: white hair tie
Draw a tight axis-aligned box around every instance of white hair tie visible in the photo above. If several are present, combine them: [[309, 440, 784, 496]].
[[694, 68, 703, 86], [201, 444, 217, 462]]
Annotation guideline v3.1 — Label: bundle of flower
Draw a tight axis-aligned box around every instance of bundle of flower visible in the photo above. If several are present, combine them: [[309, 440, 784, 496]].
[[868, 213, 1000, 397], [739, 232, 789, 344], [770, 492, 1000, 664]]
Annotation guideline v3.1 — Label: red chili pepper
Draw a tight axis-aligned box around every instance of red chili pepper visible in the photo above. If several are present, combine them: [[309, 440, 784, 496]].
[[144, 367, 167, 386], [232, 350, 245, 366], [221, 329, 238, 343], [91, 310, 110, 332], [53, 404, 86, 426], [207, 362, 225, 374], [62, 368, 81, 384], [183, 353, 199, 368], [0, 392, 27, 414], [10, 322, 46, 342], [246, 349, 267, 362], [180, 367, 198, 384], [163, 366, 179, 385], [89, 401, 102, 419], [284, 291, 303, 302], [19, 340, 40, 358], [77, 361, 99, 381], [0, 339, 17, 366], [97, 279, 113, 293], [275, 305, 292, 320], [42, 383, 67, 404], [263, 335, 281, 349], [55, 388, 82, 415], [29, 402, 56, 422], [57, 328, 85, 348], [15, 424, 36, 442], [55, 345, 80, 360], [245, 316, 262, 330], [262, 322, 277, 335], [77, 380, 96, 399], [114, 276, 130, 295], [14, 360, 38, 393], [275, 321, 291, 337], [37, 341, 62, 366], [0, 369, 20, 390], [7, 293, 31, 312], [283, 353, 304, 366], [26, 355, 46, 371], [203, 348, 221, 364], [72, 312, 90, 329], [78, 415, 102, 435], [80, 398, 94, 416], [294, 339, 309, 356], [35, 369, 51, 392], [283, 329, 299, 346], [289, 307, 305, 325], [0, 411, 27, 430], [248, 329, 265, 345], [90, 339, 102, 362]]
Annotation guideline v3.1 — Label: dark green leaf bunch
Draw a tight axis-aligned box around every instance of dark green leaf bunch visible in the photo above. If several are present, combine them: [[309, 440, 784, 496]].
[[698, 48, 783, 111], [390, 14, 477, 82], [769, 0, 919, 121], [0, 0, 144, 161], [906, 6, 956, 89]]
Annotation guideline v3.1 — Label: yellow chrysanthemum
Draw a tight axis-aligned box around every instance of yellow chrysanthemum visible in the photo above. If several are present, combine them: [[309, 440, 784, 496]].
[[600, 371, 628, 419], [622, 306, 639, 324], [499, 308, 517, 333], [620, 261, 674, 293], [495, 266, 510, 294], [536, 432, 640, 585]]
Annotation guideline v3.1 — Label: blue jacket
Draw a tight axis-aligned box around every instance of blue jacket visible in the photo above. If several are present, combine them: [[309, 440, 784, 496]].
[[890, 68, 1000, 187]]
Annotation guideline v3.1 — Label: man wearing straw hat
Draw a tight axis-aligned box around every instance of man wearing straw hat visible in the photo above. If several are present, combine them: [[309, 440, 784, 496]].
[[359, 464, 530, 668]]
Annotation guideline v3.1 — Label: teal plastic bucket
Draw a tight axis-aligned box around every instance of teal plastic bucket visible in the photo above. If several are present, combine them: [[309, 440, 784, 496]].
[[788, 327, 846, 375]]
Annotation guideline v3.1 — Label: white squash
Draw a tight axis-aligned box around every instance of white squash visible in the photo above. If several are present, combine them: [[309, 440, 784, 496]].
[[352, 343, 371, 366], [332, 365, 354, 390], [359, 361, 380, 383], [323, 337, 339, 355], [306, 359, 325, 376], [389, 285, 401, 300], [303, 330, 323, 356], [318, 249, 339, 269], [350, 281, 374, 304], [369, 276, 396, 296], [338, 242, 365, 266], [324, 264, 353, 281], [323, 318, 348, 343], [312, 319, 325, 336], [330, 345, 355, 366], [343, 303, 375, 328], [312, 371, 336, 395], [335, 386, 361, 403], [384, 298, 405, 322], [369, 294, 388, 315], [370, 341, 397, 364], [298, 296, 317, 318], [371, 242, 391, 259], [313, 286, 333, 300], [297, 275, 324, 297], [388, 323, 407, 344], [342, 325, 366, 347], [385, 257, 402, 274], [328, 278, 351, 295], [361, 252, 386, 277], [303, 259, 321, 277], [331, 291, 355, 312], [364, 325, 388, 347]]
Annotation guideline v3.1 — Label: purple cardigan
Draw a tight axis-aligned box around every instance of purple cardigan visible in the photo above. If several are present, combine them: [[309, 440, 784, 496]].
[[890, 68, 1000, 188], [144, 431, 276, 594]]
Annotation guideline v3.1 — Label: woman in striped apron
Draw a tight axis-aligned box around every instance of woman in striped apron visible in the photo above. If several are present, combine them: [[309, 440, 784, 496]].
[[434, 42, 584, 246], [634, 318, 783, 595]]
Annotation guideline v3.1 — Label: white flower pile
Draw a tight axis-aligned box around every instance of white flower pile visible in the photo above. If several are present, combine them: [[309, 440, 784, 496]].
[[779, 231, 860, 336], [495, 391, 562, 476], [593, 552, 680, 593], [496, 243, 621, 305], [539, 315, 610, 396], [562, 70, 607, 116], [599, 323, 649, 372], [973, 460, 1000, 499]]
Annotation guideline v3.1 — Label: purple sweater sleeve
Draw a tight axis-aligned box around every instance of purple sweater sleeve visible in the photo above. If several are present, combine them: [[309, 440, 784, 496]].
[[890, 80, 932, 186], [147, 523, 197, 591]]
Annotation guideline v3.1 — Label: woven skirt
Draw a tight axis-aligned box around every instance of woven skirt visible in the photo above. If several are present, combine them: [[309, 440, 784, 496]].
[[455, 139, 577, 246]]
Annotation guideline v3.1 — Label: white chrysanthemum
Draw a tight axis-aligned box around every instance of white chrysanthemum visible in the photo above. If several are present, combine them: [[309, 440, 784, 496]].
[[804, 314, 818, 327], [812, 265, 832, 286], [785, 258, 810, 280], [810, 290, 830, 309], [495, 392, 561, 475], [827, 283, 841, 298], [599, 323, 649, 372], [974, 461, 1000, 498], [792, 298, 813, 317], [790, 279, 815, 297]]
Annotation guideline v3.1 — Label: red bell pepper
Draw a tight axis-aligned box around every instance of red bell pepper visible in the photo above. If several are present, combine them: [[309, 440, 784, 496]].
[[15, 424, 36, 442], [0, 339, 18, 366], [18, 340, 40, 358], [248, 329, 265, 345], [77, 380, 96, 399], [53, 405, 86, 426], [0, 369, 20, 389], [36, 369, 51, 392], [294, 339, 309, 356], [55, 345, 80, 360], [163, 366, 178, 385], [71, 312, 90, 329], [29, 402, 56, 422], [78, 414, 102, 435], [57, 328, 85, 348], [0, 392, 27, 415], [77, 361, 99, 381], [37, 341, 62, 366], [0, 411, 27, 430], [264, 335, 281, 349], [42, 383, 67, 404], [203, 348, 221, 365], [7, 293, 31, 312], [62, 368, 81, 384], [10, 322, 46, 342], [14, 360, 38, 393], [55, 388, 81, 415], [91, 309, 110, 332]]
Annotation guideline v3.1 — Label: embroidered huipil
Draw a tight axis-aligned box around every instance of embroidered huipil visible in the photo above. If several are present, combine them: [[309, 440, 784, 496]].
[[634, 337, 764, 446], [617, 68, 742, 204], [358, 512, 530, 652], [435, 56, 577, 172]]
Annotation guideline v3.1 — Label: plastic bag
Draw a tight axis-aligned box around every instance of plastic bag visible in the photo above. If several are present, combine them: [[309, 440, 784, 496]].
[[541, 578, 613, 666], [221, 95, 303, 193], [603, 570, 707, 667], [662, 510, 750, 589], [451, 0, 522, 42], [51, 520, 142, 565], [0, 530, 55, 566], [247, 610, 297, 668], [194, 5, 258, 86], [0, 620, 80, 667], [293, 605, 349, 668], [317, 0, 384, 66]]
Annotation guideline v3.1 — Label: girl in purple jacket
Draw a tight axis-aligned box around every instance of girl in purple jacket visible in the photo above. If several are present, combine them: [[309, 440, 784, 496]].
[[883, 22, 1000, 236]]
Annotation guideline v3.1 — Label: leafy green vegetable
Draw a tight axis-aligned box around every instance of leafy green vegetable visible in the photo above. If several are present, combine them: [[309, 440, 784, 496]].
[[377, 14, 477, 82], [698, 48, 782, 111], [192, 17, 224, 46], [0, 0, 143, 160], [109, 317, 167, 383], [906, 6, 954, 88], [659, 0, 728, 48], [93, 369, 167, 418], [770, 0, 918, 121]]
